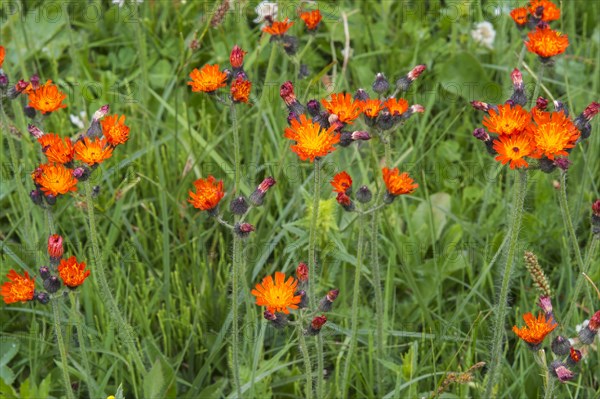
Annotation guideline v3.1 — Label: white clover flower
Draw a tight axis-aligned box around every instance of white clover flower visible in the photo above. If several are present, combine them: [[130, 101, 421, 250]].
[[471, 21, 496, 50], [254, 1, 278, 25]]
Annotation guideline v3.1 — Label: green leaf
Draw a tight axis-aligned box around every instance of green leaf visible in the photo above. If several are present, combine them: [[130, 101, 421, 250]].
[[143, 358, 176, 399], [438, 51, 501, 102], [0, 339, 19, 367], [0, 378, 18, 399]]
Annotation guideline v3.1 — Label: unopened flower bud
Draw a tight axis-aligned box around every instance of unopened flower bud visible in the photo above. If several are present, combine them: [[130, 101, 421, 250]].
[[307, 315, 327, 335], [471, 101, 493, 113], [551, 335, 571, 356], [30, 189, 43, 205], [550, 361, 575, 383], [48, 234, 64, 262], [282, 35, 299, 55], [353, 88, 369, 101], [45, 194, 57, 206], [574, 102, 600, 140], [264, 310, 277, 321], [567, 347, 582, 366], [509, 68, 527, 106], [372, 73, 390, 94], [336, 192, 355, 212], [383, 191, 396, 204], [554, 157, 571, 171], [396, 64, 426, 92], [280, 81, 304, 114], [86, 120, 102, 138], [24, 106, 36, 119], [296, 262, 309, 282], [264, 310, 288, 328], [592, 200, 600, 234], [0, 73, 8, 87], [577, 325, 598, 345], [554, 100, 568, 116], [356, 185, 372, 203], [8, 79, 29, 99], [29, 74, 40, 91], [28, 124, 44, 139], [287, 111, 300, 125], [39, 267, 51, 280], [92, 104, 110, 121], [230, 196, 249, 215], [72, 166, 90, 181], [536, 97, 549, 110], [306, 100, 321, 116], [537, 295, 553, 319], [298, 64, 310, 80], [589, 310, 600, 331], [319, 289, 339, 311], [473, 128, 490, 142], [249, 176, 276, 206], [351, 131, 370, 141], [296, 290, 308, 308], [539, 157, 557, 173], [43, 275, 61, 293], [36, 292, 50, 305], [234, 222, 255, 238], [229, 45, 246, 70], [401, 104, 424, 120]]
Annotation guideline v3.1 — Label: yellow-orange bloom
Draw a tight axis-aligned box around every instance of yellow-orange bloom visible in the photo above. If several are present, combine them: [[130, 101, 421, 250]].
[[360, 99, 383, 118], [383, 98, 409, 116], [1, 270, 35, 304], [529, 111, 580, 160], [321, 93, 362, 124], [284, 114, 340, 162], [510, 7, 529, 26], [27, 80, 67, 114], [38, 133, 74, 164], [525, 27, 568, 59], [528, 0, 560, 22], [188, 175, 225, 211], [382, 167, 418, 196], [483, 104, 531, 136], [300, 10, 322, 31], [0, 45, 5, 68], [251, 271, 301, 314], [32, 163, 78, 196], [101, 114, 130, 146], [58, 256, 90, 288], [513, 312, 557, 345], [493, 134, 533, 169], [230, 76, 252, 103], [188, 64, 227, 93], [74, 137, 113, 166], [330, 171, 352, 193], [262, 18, 294, 36]]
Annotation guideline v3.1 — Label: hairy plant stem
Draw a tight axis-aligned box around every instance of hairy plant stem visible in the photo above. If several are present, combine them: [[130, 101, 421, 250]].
[[83, 181, 146, 376], [341, 211, 366, 396], [544, 374, 557, 399], [52, 299, 75, 399], [558, 170, 588, 328], [70, 291, 94, 397], [298, 324, 314, 399], [484, 169, 528, 398]]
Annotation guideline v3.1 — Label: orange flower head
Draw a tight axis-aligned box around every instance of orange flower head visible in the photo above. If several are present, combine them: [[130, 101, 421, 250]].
[[262, 18, 294, 36], [251, 271, 301, 314], [188, 64, 228, 93], [525, 27, 568, 59], [38, 133, 74, 164], [321, 93, 362, 124], [32, 163, 78, 196], [27, 80, 67, 114], [74, 137, 113, 166], [383, 98, 409, 116], [284, 114, 340, 162], [360, 99, 383, 119], [188, 175, 225, 211], [57, 256, 90, 288], [529, 110, 580, 160], [513, 311, 557, 346], [230, 76, 252, 103], [510, 8, 529, 26], [330, 171, 352, 194], [493, 134, 533, 169], [101, 114, 130, 146], [0, 45, 5, 68], [528, 0, 560, 22], [1, 270, 35, 304], [300, 10, 322, 31], [483, 104, 531, 136], [382, 167, 418, 196]]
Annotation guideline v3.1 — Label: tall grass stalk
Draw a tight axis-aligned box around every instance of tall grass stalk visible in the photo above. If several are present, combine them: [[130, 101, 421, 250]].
[[484, 169, 528, 397]]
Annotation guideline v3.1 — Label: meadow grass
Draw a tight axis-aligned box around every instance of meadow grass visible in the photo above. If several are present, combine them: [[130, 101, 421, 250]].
[[1, 0, 599, 398]]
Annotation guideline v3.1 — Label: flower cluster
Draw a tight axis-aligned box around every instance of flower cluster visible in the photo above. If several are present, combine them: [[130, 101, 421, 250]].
[[1, 234, 89, 305], [471, 69, 598, 171], [29, 104, 131, 205], [261, 6, 323, 58], [188, 45, 252, 103]]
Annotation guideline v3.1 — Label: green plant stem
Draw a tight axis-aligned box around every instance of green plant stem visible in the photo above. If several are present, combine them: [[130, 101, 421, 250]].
[[531, 65, 545, 107], [230, 103, 241, 194], [83, 181, 146, 375], [52, 299, 75, 399], [544, 375, 557, 399], [558, 170, 589, 328], [341, 212, 366, 396], [484, 169, 528, 398], [298, 325, 314, 399], [316, 335, 324, 398], [70, 291, 94, 397], [370, 207, 385, 393]]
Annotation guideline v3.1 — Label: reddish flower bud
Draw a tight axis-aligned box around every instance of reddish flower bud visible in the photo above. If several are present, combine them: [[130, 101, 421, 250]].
[[537, 295, 553, 318], [581, 102, 600, 121], [92, 104, 110, 121], [473, 128, 490, 142], [48, 234, 64, 262], [589, 310, 600, 331], [230, 45, 247, 69], [470, 101, 492, 112], [280, 81, 296, 106], [296, 262, 309, 282], [336, 192, 355, 212], [511, 68, 523, 89], [554, 157, 571, 171], [536, 97, 549, 110], [234, 222, 255, 238], [249, 177, 276, 206], [408, 64, 426, 80], [28, 124, 44, 139], [550, 361, 575, 383], [569, 347, 582, 364], [29, 74, 40, 91], [326, 289, 339, 302], [307, 315, 327, 335], [351, 131, 371, 141], [592, 200, 600, 217]]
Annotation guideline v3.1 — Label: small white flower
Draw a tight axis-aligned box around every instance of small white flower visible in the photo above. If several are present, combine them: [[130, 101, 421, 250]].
[[471, 21, 496, 50], [254, 1, 278, 25], [69, 111, 87, 129]]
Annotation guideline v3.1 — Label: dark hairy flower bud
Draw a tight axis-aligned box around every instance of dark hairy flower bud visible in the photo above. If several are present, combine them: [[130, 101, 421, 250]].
[[30, 189, 43, 205], [353, 88, 369, 101], [307, 315, 327, 335], [0, 73, 8, 88], [554, 157, 571, 171], [509, 68, 527, 106], [536, 97, 549, 110], [234, 222, 255, 238], [39, 267, 51, 280], [296, 290, 308, 308], [549, 361, 575, 383], [298, 64, 310, 80], [296, 262, 309, 282], [45, 194, 57, 206], [72, 166, 90, 181], [473, 128, 490, 142], [306, 100, 321, 116], [336, 192, 355, 212], [282, 35, 299, 55], [574, 102, 599, 140], [24, 106, 36, 119], [229, 45, 246, 70], [592, 200, 600, 235], [396, 64, 426, 92], [249, 177, 276, 206], [35, 292, 50, 305], [372, 73, 390, 94], [43, 276, 61, 294], [356, 185, 372, 203], [551, 335, 571, 356], [28, 124, 44, 139], [230, 196, 249, 215], [567, 347, 582, 367], [554, 100, 568, 116]]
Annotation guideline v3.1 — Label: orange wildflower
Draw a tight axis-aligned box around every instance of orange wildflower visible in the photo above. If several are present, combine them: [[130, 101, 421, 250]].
[[27, 80, 67, 114], [300, 10, 322, 31], [525, 27, 568, 59], [262, 18, 294, 36], [230, 76, 252, 103], [513, 312, 557, 346], [284, 114, 340, 162], [330, 171, 352, 194], [32, 163, 78, 196], [57, 256, 90, 288], [1, 270, 35, 304], [321, 93, 362, 124], [483, 104, 531, 136], [38, 133, 74, 164], [188, 175, 225, 211], [251, 271, 301, 314], [74, 137, 113, 166], [188, 64, 227, 93], [493, 134, 533, 169], [0, 45, 5, 68], [360, 99, 383, 118], [528, 0, 560, 22], [510, 7, 529, 26], [383, 98, 409, 116], [100, 114, 130, 146], [382, 167, 418, 196], [529, 111, 580, 160]]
